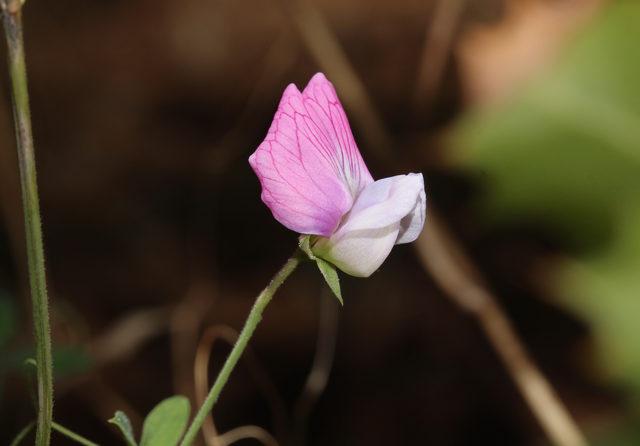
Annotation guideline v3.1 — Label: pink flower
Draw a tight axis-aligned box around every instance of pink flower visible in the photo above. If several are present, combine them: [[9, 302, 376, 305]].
[[249, 73, 425, 277]]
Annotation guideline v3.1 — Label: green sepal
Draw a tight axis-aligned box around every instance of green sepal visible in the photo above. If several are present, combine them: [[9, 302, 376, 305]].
[[108, 411, 137, 446], [299, 235, 343, 305], [316, 257, 343, 305], [298, 235, 314, 259]]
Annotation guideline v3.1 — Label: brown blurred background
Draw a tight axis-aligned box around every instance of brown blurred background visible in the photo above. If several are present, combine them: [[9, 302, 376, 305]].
[[1, 0, 637, 444]]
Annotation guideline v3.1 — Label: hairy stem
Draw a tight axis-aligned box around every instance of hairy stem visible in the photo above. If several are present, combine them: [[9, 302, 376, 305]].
[[0, 2, 53, 445], [180, 252, 302, 446]]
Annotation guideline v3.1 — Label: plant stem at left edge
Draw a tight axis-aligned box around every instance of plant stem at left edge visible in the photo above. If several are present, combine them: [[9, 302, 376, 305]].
[[1, 1, 54, 445]]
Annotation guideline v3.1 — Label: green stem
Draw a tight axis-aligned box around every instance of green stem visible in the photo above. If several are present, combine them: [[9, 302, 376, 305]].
[[52, 422, 99, 446], [1, 2, 53, 446], [10, 422, 98, 446], [9, 422, 35, 446], [179, 251, 303, 446]]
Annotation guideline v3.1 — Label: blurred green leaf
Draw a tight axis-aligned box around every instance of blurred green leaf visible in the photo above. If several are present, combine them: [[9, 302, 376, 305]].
[[454, 0, 640, 250], [591, 420, 640, 446], [109, 411, 137, 446], [140, 396, 190, 446], [453, 0, 640, 398], [557, 208, 640, 392], [52, 346, 91, 378], [1, 346, 90, 378]]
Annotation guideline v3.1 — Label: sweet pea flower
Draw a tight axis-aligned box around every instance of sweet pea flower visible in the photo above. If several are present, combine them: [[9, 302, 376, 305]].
[[249, 73, 426, 277]]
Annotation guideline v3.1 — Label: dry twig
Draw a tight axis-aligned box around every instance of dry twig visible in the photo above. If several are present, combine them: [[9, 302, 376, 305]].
[[414, 0, 468, 113]]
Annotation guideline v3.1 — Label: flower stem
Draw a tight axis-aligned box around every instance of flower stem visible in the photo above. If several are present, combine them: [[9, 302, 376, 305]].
[[9, 422, 35, 446], [52, 422, 99, 446], [180, 251, 303, 446], [10, 422, 98, 446], [0, 2, 54, 446]]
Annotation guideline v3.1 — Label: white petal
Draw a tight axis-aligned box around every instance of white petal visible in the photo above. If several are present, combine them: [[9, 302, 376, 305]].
[[341, 173, 425, 233], [396, 184, 426, 244], [312, 173, 425, 277], [313, 223, 400, 277]]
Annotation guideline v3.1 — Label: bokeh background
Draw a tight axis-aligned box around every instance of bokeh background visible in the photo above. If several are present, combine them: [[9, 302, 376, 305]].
[[1, 0, 639, 444]]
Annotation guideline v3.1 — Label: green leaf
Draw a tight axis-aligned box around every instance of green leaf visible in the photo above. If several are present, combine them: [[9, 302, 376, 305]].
[[109, 411, 137, 446], [316, 258, 343, 305], [140, 396, 190, 446]]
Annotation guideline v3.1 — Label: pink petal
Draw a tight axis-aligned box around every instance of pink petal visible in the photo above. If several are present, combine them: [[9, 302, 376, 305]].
[[249, 73, 373, 236], [301, 73, 373, 196]]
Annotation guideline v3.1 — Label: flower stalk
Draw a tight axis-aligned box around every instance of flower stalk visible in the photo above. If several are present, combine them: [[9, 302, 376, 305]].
[[180, 251, 303, 446], [1, 2, 54, 445]]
